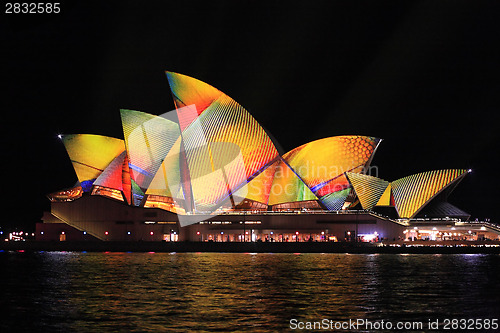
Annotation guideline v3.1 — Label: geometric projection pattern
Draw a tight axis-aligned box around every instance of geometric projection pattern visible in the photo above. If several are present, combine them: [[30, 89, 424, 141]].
[[319, 188, 351, 211], [166, 72, 279, 211], [181, 94, 279, 210], [346, 172, 389, 210], [391, 169, 468, 218], [232, 161, 278, 205], [166, 71, 223, 131], [145, 138, 185, 200], [120, 109, 181, 192], [267, 159, 318, 206], [283, 136, 381, 193]]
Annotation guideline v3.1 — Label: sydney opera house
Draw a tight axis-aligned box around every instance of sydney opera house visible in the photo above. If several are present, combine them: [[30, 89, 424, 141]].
[[38, 72, 499, 243]]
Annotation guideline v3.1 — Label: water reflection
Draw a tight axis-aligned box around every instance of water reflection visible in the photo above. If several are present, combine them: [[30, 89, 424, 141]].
[[1, 252, 499, 332]]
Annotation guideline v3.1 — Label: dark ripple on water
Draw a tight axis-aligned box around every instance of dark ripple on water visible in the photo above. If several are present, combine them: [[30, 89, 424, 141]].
[[1, 252, 499, 332]]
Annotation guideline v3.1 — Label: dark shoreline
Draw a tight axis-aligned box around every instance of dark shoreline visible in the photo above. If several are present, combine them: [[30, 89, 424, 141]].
[[1, 241, 500, 254]]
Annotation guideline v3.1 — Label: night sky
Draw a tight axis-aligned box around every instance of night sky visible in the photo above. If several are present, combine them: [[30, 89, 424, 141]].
[[2, 1, 499, 231]]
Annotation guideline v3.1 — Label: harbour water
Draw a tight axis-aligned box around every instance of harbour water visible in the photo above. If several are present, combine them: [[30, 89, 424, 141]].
[[1, 252, 499, 332]]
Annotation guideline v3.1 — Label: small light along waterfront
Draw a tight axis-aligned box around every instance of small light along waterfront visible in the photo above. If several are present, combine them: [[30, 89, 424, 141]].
[[1, 239, 500, 254]]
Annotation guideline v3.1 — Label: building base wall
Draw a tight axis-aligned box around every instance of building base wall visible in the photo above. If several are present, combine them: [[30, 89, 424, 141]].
[[40, 195, 407, 242]]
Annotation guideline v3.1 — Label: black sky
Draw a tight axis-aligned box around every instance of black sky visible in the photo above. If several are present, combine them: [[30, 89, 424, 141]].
[[2, 0, 499, 230]]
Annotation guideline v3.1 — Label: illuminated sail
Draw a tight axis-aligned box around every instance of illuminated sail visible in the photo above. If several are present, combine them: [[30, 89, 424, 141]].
[[391, 169, 468, 218], [320, 188, 351, 211], [166, 72, 279, 210], [54, 72, 471, 222], [283, 135, 381, 196], [120, 109, 181, 191], [61, 134, 125, 185], [346, 172, 389, 210]]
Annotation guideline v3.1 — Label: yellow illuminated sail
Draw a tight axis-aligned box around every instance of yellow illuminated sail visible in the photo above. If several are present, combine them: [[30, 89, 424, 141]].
[[283, 135, 381, 196], [166, 72, 279, 210], [391, 169, 468, 218], [346, 172, 389, 210], [62, 134, 125, 183], [268, 159, 318, 206], [375, 183, 393, 206]]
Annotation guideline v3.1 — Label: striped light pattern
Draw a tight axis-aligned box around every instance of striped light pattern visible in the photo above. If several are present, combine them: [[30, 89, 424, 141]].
[[120, 109, 181, 191], [320, 188, 351, 211], [62, 134, 125, 184], [187, 143, 247, 211], [346, 172, 389, 210], [166, 72, 223, 131], [233, 162, 278, 204], [268, 159, 318, 206], [283, 136, 381, 194], [167, 73, 279, 210], [145, 138, 185, 200], [391, 169, 468, 218]]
